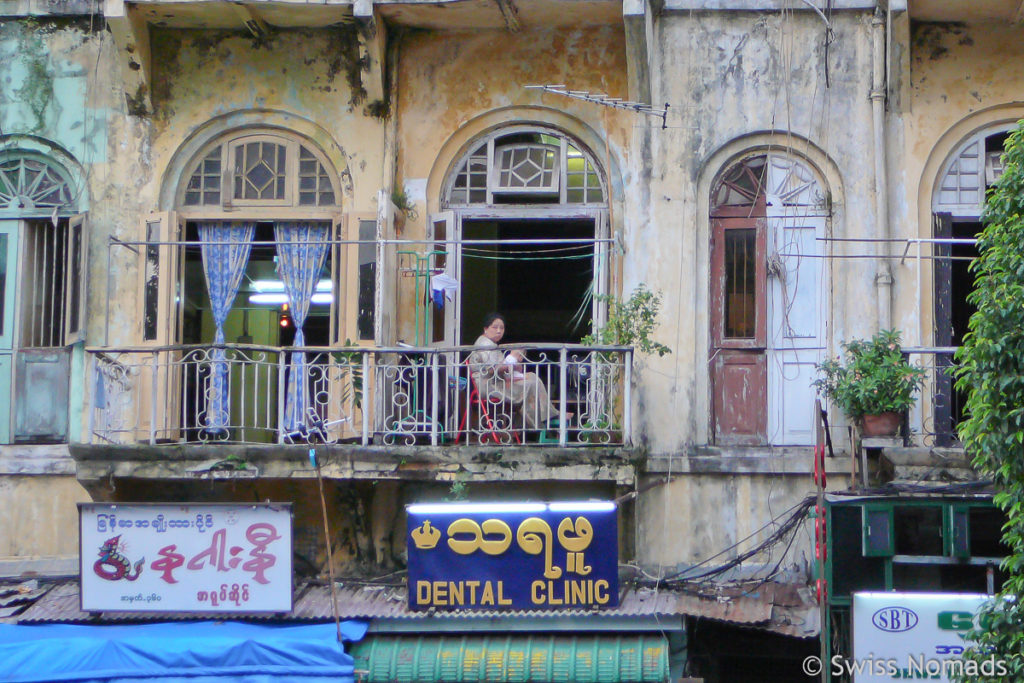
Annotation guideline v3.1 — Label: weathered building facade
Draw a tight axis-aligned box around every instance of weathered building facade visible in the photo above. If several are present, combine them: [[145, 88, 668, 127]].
[[0, 0, 1017, 679]]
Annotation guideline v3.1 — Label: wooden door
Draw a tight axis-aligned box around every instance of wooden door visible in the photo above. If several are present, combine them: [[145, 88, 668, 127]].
[[711, 216, 768, 445]]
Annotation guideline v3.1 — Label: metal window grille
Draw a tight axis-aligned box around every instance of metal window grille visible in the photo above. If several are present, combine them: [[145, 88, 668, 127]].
[[0, 156, 73, 211], [21, 220, 69, 348], [724, 228, 756, 339]]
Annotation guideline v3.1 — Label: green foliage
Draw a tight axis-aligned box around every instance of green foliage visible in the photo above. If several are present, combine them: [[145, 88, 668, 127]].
[[581, 284, 671, 357], [391, 187, 418, 221], [953, 120, 1024, 681], [812, 329, 926, 419], [330, 340, 364, 409]]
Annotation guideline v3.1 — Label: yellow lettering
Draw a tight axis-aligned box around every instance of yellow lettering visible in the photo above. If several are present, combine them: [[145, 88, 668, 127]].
[[517, 518, 561, 579], [433, 581, 447, 606], [449, 581, 464, 606], [547, 581, 562, 605], [479, 519, 513, 555], [571, 580, 586, 604], [498, 581, 512, 606], [531, 580, 545, 604], [481, 582, 495, 606], [466, 580, 480, 604], [447, 518, 483, 555], [595, 580, 609, 604], [557, 517, 594, 551], [417, 581, 431, 604]]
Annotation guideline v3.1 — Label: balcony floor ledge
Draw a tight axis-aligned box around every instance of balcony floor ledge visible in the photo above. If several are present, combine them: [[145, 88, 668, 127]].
[[69, 443, 639, 486]]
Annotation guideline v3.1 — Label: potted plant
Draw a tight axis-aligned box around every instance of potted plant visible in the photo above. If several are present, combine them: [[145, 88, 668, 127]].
[[812, 329, 927, 437], [580, 284, 671, 442]]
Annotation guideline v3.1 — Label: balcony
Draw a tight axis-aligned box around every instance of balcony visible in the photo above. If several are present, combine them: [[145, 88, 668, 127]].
[[902, 347, 963, 448], [87, 344, 632, 449]]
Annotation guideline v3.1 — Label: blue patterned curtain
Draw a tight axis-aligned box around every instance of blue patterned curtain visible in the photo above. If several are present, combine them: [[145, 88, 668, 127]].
[[199, 220, 255, 436], [275, 220, 330, 434]]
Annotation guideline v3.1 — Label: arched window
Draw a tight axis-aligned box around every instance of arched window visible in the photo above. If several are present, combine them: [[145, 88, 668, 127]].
[[929, 125, 1010, 444], [179, 132, 339, 209], [0, 147, 86, 444], [445, 129, 605, 207], [137, 128, 351, 441], [0, 153, 75, 215], [709, 153, 828, 447], [432, 127, 609, 346]]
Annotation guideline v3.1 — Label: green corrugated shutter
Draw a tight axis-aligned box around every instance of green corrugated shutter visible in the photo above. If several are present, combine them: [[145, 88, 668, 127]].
[[351, 634, 669, 683]]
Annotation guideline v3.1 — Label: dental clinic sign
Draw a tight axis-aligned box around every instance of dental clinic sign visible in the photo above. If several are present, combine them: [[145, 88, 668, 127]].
[[80, 503, 292, 613], [407, 501, 618, 611]]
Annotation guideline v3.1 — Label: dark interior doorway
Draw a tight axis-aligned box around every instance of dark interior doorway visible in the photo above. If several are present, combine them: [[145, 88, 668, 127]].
[[933, 216, 982, 445], [459, 218, 595, 344]]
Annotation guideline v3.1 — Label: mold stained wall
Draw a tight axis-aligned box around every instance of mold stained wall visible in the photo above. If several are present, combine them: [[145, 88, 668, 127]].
[[0, 19, 125, 560], [891, 19, 1024, 344], [635, 10, 874, 567], [394, 25, 631, 344], [97, 27, 389, 346]]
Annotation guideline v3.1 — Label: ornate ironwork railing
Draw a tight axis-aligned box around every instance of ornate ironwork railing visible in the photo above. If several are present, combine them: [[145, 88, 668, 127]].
[[902, 346, 962, 447], [87, 344, 632, 447]]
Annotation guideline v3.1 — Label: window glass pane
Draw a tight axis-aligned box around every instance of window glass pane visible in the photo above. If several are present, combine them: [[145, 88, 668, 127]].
[[358, 219, 376, 341], [235, 141, 287, 201], [0, 234, 7, 336], [143, 221, 161, 341], [723, 228, 756, 338], [68, 222, 82, 335]]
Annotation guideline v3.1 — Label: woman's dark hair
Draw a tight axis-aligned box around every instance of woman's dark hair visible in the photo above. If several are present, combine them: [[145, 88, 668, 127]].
[[482, 312, 506, 329]]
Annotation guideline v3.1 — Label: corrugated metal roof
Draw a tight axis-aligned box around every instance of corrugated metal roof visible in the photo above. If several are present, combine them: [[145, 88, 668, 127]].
[[351, 633, 671, 683], [5, 578, 817, 638]]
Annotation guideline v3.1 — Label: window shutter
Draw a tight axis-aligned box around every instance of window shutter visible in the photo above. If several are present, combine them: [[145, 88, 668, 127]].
[[64, 213, 88, 344]]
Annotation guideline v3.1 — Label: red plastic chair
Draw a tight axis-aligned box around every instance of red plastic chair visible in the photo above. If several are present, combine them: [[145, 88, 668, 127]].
[[456, 361, 522, 444]]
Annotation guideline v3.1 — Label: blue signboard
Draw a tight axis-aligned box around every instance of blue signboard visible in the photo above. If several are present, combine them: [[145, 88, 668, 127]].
[[406, 502, 618, 611]]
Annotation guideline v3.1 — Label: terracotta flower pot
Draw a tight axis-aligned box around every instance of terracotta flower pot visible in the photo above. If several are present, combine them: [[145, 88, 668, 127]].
[[860, 411, 901, 437]]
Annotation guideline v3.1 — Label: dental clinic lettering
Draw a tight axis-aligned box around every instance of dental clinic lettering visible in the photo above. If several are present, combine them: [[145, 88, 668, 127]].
[[411, 515, 613, 608]]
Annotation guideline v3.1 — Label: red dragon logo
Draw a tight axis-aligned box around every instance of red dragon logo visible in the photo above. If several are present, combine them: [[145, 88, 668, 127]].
[[93, 535, 144, 582]]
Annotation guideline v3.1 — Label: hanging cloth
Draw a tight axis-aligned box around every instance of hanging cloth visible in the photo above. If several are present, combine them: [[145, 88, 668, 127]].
[[275, 220, 330, 434], [199, 220, 255, 436]]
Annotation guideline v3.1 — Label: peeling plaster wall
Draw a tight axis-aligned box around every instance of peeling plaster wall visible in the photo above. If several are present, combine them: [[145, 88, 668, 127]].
[[394, 25, 631, 343], [636, 10, 878, 457], [628, 10, 874, 567], [0, 475, 90, 559], [893, 20, 1024, 345]]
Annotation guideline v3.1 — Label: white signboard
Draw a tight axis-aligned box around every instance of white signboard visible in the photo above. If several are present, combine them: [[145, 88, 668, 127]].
[[851, 592, 1004, 681], [80, 503, 292, 613]]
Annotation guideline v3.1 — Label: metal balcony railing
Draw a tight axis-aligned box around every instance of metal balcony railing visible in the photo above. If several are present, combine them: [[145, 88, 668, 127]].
[[88, 344, 632, 448], [902, 346, 962, 447]]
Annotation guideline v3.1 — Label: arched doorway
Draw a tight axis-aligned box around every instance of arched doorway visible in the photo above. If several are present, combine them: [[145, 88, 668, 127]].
[[709, 153, 829, 446], [0, 145, 86, 443], [431, 126, 609, 346], [930, 125, 1011, 444], [160, 127, 346, 441]]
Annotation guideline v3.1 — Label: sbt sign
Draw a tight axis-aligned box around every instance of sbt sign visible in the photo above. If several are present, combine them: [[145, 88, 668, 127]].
[[851, 592, 998, 682]]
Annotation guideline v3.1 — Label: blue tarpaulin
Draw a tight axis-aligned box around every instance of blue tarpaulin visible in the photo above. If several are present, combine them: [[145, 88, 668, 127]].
[[0, 620, 368, 683]]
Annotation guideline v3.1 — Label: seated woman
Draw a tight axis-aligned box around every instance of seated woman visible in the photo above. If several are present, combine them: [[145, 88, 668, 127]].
[[467, 312, 571, 430]]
